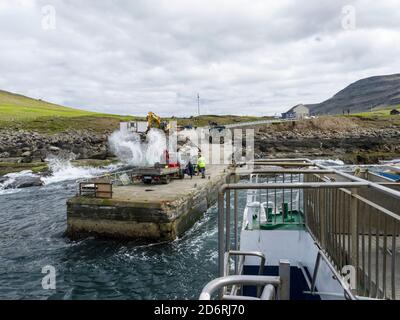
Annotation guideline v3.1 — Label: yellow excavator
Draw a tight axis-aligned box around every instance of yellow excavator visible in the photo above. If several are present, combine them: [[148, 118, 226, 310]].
[[146, 111, 168, 133], [145, 111, 183, 172]]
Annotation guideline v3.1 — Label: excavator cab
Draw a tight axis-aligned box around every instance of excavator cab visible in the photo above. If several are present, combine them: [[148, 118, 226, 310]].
[[146, 111, 169, 133], [146, 111, 160, 131]]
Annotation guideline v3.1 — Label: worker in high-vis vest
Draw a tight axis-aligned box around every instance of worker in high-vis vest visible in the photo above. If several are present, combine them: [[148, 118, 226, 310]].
[[197, 153, 206, 178]]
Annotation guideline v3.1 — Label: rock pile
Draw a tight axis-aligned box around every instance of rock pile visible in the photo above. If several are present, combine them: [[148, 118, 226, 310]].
[[0, 129, 111, 162], [254, 119, 400, 163]]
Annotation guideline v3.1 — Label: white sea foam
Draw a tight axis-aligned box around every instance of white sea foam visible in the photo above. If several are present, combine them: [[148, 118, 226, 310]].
[[108, 128, 166, 166], [0, 156, 116, 193], [41, 155, 113, 185], [0, 170, 39, 193]]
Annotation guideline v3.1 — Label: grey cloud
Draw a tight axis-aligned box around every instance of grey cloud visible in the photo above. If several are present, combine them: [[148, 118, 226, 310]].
[[0, 0, 399, 116]]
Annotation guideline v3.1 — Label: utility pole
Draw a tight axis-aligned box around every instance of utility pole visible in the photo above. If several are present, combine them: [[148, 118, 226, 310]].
[[197, 93, 200, 116]]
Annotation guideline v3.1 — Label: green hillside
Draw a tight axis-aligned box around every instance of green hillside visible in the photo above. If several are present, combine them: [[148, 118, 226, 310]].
[[351, 105, 400, 118], [347, 105, 400, 126], [0, 90, 96, 120], [0, 90, 135, 133], [0, 90, 271, 133], [174, 114, 272, 127]]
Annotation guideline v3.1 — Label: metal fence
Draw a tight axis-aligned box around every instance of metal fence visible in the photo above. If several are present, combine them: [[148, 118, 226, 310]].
[[216, 159, 400, 300], [304, 171, 400, 299], [223, 119, 282, 128]]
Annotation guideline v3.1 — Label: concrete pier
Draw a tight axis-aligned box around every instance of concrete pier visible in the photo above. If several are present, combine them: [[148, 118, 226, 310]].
[[66, 165, 231, 241]]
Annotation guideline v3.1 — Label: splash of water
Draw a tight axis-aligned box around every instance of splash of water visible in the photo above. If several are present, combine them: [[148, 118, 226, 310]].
[[0, 170, 39, 192], [108, 128, 166, 166], [144, 129, 168, 165], [178, 129, 202, 159], [0, 155, 116, 193], [41, 154, 112, 185], [313, 159, 345, 167]]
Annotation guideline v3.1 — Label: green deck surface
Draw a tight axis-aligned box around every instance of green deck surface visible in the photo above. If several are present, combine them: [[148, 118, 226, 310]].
[[252, 210, 305, 231]]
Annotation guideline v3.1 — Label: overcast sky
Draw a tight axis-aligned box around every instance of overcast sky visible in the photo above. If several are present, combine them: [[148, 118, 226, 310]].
[[1, 0, 400, 116]]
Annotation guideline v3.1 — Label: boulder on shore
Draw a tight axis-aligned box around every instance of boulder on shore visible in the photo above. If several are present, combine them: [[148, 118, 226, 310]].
[[1, 175, 43, 189]]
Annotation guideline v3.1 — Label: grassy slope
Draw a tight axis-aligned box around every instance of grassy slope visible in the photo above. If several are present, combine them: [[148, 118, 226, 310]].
[[351, 105, 400, 119], [0, 90, 270, 133], [339, 107, 400, 163], [0, 90, 95, 119], [174, 114, 271, 127], [0, 90, 136, 133], [345, 105, 400, 130], [0, 161, 48, 176]]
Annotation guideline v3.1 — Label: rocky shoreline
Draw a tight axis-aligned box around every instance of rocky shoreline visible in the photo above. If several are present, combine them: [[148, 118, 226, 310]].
[[1, 117, 399, 180], [0, 128, 117, 188], [253, 117, 400, 164], [0, 129, 112, 163]]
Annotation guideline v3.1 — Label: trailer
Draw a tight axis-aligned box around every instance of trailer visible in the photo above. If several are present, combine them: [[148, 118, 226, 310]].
[[131, 165, 184, 184]]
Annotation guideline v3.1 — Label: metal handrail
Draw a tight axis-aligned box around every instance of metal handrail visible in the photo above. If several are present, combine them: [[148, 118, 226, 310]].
[[233, 169, 335, 175], [215, 161, 400, 299], [243, 158, 400, 200], [303, 170, 400, 299], [315, 162, 400, 200], [224, 119, 290, 129], [225, 250, 265, 276], [225, 251, 266, 297], [253, 158, 312, 162], [310, 247, 356, 300], [199, 275, 281, 300], [223, 182, 369, 190], [217, 181, 370, 279]]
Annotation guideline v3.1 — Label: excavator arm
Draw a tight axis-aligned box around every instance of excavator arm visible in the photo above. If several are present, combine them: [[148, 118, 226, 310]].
[[147, 111, 161, 129], [146, 111, 169, 132]]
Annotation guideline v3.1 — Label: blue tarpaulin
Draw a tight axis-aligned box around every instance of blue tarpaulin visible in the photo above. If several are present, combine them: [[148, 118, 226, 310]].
[[378, 172, 400, 182]]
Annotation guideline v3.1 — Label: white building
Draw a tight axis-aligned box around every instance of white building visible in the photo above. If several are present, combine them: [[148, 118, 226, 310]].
[[282, 104, 310, 120]]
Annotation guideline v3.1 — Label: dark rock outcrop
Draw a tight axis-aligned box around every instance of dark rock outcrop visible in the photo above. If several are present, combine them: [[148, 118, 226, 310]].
[[1, 175, 43, 189], [0, 129, 110, 161]]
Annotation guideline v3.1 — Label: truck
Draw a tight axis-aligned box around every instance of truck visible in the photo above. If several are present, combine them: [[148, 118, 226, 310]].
[[131, 164, 184, 184], [120, 112, 185, 184]]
